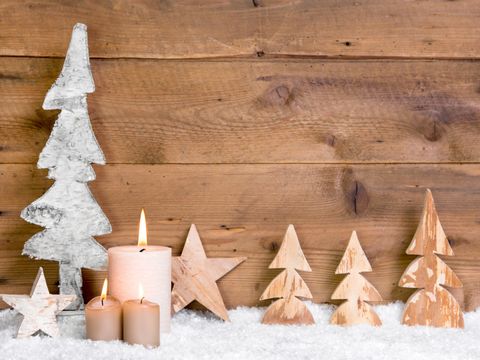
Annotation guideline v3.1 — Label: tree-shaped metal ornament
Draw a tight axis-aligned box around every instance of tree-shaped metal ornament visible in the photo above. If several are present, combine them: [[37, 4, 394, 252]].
[[399, 189, 464, 328], [20, 24, 111, 310], [330, 231, 382, 326], [260, 225, 315, 325]]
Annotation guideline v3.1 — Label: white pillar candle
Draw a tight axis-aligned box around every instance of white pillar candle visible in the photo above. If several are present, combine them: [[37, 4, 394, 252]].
[[108, 209, 171, 335]]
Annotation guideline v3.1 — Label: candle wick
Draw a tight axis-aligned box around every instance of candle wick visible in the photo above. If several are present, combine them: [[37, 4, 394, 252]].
[[101, 298, 104, 306], [139, 248, 146, 252], [140, 297, 144, 304]]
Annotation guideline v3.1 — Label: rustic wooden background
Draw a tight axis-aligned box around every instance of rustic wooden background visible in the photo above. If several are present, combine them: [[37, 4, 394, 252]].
[[1, 0, 480, 311]]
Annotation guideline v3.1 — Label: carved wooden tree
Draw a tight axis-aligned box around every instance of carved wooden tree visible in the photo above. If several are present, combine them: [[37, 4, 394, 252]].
[[20, 24, 111, 310], [399, 189, 464, 328], [330, 231, 382, 326], [260, 225, 314, 325]]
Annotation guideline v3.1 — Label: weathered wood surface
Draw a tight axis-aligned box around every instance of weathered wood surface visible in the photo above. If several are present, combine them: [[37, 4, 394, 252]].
[[1, 1, 479, 59], [1, 164, 480, 310], [2, 58, 480, 164]]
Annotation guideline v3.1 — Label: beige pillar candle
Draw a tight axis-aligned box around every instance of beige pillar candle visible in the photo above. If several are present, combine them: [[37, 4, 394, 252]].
[[85, 279, 122, 341], [123, 285, 160, 347], [108, 209, 171, 337]]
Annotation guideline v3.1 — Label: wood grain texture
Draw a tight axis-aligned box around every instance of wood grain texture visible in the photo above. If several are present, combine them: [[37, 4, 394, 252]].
[[2, 58, 480, 164], [334, 231, 372, 274], [2, 164, 480, 311], [1, 0, 479, 59]]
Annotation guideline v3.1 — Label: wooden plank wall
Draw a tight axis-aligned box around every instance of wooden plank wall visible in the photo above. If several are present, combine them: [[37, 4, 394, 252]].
[[1, 0, 480, 311]]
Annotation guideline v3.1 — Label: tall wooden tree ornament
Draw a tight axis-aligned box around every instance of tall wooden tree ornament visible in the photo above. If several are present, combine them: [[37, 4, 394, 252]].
[[260, 225, 314, 325], [399, 189, 464, 328], [20, 24, 111, 310], [330, 231, 382, 326]]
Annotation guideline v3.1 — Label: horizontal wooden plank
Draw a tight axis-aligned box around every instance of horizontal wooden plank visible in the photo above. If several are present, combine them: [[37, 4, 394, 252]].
[[1, 1, 479, 59], [1, 58, 480, 164], [1, 164, 480, 310]]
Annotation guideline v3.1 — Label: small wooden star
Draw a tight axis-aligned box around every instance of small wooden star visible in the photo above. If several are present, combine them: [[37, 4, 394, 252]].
[[0, 267, 76, 338], [171, 224, 246, 321]]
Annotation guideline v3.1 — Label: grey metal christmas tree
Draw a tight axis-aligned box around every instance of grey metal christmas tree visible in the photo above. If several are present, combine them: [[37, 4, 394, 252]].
[[21, 23, 111, 310]]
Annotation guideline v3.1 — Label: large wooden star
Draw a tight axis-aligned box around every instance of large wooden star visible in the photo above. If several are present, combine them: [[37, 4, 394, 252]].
[[0, 267, 76, 338], [171, 224, 246, 321]]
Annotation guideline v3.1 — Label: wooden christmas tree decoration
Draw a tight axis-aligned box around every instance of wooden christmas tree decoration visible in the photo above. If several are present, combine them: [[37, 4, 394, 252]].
[[260, 225, 314, 325], [20, 23, 111, 310], [330, 231, 382, 326], [171, 224, 247, 321], [399, 189, 464, 328], [0, 267, 75, 338]]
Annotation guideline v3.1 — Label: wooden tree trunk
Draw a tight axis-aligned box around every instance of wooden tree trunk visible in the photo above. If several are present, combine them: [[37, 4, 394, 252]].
[[59, 262, 83, 310]]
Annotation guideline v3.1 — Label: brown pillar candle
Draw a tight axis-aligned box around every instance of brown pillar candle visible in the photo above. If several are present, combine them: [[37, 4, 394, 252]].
[[85, 279, 122, 341], [123, 285, 160, 347]]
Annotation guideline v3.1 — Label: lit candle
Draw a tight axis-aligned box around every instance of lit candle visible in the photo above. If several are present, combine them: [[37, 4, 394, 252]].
[[85, 279, 122, 341], [123, 283, 160, 347], [108, 209, 171, 337]]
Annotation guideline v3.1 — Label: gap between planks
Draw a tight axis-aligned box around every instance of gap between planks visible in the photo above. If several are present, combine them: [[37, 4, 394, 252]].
[[1, 54, 480, 62], [2, 162, 480, 166]]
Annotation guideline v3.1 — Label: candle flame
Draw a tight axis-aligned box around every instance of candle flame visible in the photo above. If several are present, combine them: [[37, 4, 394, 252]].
[[139, 283, 144, 303], [100, 278, 108, 303], [138, 208, 147, 247]]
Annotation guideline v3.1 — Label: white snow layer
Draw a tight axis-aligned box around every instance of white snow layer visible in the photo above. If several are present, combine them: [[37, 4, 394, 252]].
[[0, 302, 479, 360]]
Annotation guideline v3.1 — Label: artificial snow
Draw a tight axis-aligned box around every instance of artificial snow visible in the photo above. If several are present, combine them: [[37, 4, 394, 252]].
[[0, 302, 479, 360]]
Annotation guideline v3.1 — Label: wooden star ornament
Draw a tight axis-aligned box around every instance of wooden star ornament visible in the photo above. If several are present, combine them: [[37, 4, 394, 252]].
[[171, 224, 246, 321], [0, 267, 76, 338]]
